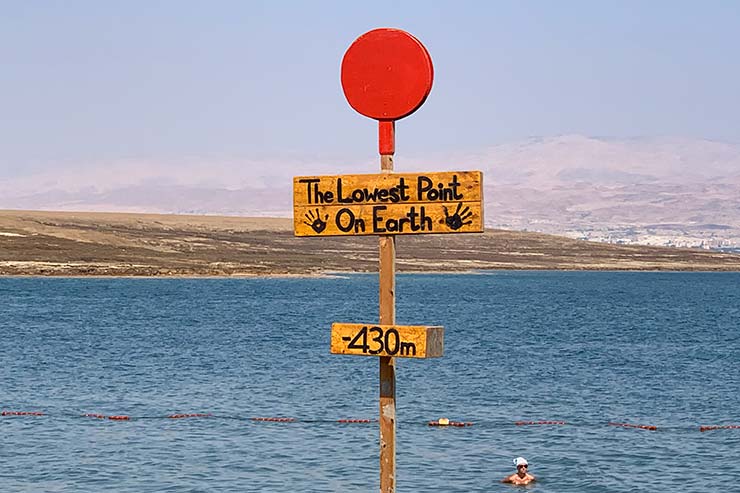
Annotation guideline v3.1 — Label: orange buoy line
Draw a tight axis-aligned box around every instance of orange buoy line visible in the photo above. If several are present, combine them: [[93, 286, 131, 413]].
[[82, 413, 131, 420], [82, 412, 213, 420], [515, 420, 567, 426], [250, 417, 296, 422], [699, 424, 740, 432], [608, 422, 658, 431], [428, 418, 473, 427], [2, 410, 738, 432]]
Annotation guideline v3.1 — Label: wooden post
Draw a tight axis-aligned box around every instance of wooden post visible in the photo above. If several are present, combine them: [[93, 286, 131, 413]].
[[379, 149, 396, 492], [340, 30, 435, 492]]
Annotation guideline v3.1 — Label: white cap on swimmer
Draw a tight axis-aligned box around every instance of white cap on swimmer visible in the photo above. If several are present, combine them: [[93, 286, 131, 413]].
[[514, 457, 528, 467]]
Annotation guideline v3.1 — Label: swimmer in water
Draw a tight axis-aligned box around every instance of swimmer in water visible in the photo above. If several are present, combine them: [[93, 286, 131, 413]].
[[501, 457, 536, 485]]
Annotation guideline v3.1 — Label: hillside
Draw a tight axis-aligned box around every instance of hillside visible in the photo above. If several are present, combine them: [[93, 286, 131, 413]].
[[1, 210, 739, 276], [3, 136, 739, 250]]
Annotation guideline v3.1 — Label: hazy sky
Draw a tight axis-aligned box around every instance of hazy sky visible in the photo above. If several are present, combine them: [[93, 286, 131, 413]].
[[2, 1, 739, 178]]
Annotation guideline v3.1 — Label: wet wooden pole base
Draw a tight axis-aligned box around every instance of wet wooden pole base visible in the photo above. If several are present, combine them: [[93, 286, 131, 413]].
[[379, 153, 396, 493]]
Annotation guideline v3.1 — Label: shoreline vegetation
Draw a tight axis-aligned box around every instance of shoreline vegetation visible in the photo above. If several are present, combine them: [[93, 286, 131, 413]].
[[2, 209, 740, 277]]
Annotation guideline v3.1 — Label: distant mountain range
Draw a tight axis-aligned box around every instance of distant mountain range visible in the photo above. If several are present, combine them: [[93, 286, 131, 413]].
[[2, 135, 739, 249], [472, 135, 740, 250]]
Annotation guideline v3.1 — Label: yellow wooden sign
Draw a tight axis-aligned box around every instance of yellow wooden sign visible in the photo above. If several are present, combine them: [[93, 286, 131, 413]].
[[294, 171, 483, 236], [331, 323, 444, 358]]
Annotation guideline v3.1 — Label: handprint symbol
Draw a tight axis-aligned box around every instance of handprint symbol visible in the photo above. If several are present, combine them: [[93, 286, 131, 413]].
[[304, 209, 329, 234], [442, 202, 473, 230]]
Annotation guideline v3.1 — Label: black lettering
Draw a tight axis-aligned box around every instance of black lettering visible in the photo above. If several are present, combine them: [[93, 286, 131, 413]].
[[337, 178, 413, 205], [373, 206, 387, 233], [449, 175, 463, 200], [398, 177, 411, 201], [402, 215, 413, 232], [386, 217, 400, 232], [299, 178, 321, 205], [420, 206, 432, 230], [385, 329, 400, 355], [417, 176, 432, 201], [337, 178, 352, 203], [368, 326, 384, 354], [438, 183, 448, 201], [367, 188, 380, 201], [417, 174, 466, 202], [350, 326, 417, 357], [336, 208, 355, 232], [353, 218, 366, 233], [313, 188, 332, 204], [348, 326, 369, 353], [407, 207, 420, 232], [400, 341, 417, 356]]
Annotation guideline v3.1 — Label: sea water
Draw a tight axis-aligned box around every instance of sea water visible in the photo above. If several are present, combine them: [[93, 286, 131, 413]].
[[1, 272, 738, 492]]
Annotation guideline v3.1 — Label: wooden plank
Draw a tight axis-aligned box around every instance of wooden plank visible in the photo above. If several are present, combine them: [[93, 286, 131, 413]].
[[331, 323, 444, 358], [294, 201, 483, 236], [294, 170, 483, 236], [293, 171, 482, 207]]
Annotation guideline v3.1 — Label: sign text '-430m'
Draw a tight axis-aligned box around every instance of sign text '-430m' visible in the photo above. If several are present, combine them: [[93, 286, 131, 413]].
[[330, 323, 444, 359]]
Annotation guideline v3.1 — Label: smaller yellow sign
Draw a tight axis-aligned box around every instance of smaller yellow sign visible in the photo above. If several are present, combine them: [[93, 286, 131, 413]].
[[331, 323, 444, 358]]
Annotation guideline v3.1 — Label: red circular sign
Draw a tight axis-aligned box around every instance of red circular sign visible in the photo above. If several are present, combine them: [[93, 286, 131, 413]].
[[341, 28, 434, 121]]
